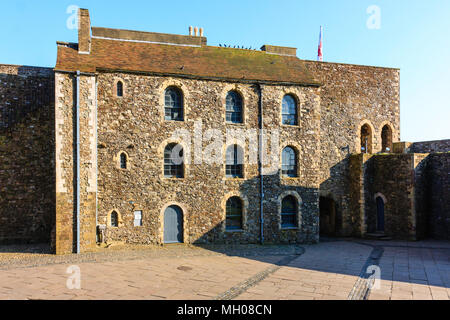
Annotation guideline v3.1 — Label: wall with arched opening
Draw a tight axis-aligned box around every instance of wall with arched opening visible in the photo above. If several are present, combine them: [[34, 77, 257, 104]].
[[381, 124, 393, 152]]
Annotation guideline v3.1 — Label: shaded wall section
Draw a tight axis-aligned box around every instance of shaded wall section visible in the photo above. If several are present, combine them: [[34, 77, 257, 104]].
[[349, 151, 449, 240], [410, 140, 450, 153], [0, 64, 55, 244], [303, 61, 400, 236], [426, 153, 450, 240]]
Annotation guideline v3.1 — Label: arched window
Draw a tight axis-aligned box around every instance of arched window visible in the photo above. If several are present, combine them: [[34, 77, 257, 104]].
[[226, 196, 243, 231], [360, 124, 372, 154], [164, 143, 184, 178], [119, 152, 127, 169], [165, 87, 183, 121], [110, 211, 119, 228], [281, 196, 298, 228], [282, 95, 298, 125], [226, 91, 243, 123], [226, 144, 244, 178], [282, 147, 298, 177], [381, 125, 393, 152], [117, 81, 123, 97]]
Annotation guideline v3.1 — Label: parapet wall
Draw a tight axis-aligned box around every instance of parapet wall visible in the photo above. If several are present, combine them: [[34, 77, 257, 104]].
[[410, 140, 450, 153], [0, 64, 55, 244]]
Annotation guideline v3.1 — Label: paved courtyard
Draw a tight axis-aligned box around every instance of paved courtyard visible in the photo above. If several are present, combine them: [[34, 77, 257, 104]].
[[0, 240, 448, 300]]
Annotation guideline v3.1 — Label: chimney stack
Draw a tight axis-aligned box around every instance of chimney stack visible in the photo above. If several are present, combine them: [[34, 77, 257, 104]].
[[78, 8, 91, 54], [199, 28, 204, 37], [189, 26, 193, 36], [194, 27, 198, 37]]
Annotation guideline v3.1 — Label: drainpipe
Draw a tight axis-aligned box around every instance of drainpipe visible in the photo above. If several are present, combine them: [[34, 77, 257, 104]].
[[257, 83, 264, 245], [76, 71, 81, 254]]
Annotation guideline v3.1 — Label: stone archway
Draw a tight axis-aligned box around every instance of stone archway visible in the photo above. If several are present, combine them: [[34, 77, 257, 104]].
[[360, 124, 373, 154], [381, 124, 393, 152], [319, 196, 337, 236], [163, 205, 184, 244]]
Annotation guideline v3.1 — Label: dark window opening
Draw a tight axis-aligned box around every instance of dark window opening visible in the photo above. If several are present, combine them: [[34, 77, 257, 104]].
[[165, 87, 184, 121], [226, 91, 243, 124], [226, 196, 243, 231], [381, 125, 393, 152], [117, 81, 123, 97], [120, 153, 127, 169], [164, 143, 184, 178], [226, 144, 244, 178], [282, 95, 298, 125], [282, 147, 298, 177], [281, 196, 298, 228], [360, 124, 372, 154], [319, 196, 338, 236], [111, 211, 119, 227]]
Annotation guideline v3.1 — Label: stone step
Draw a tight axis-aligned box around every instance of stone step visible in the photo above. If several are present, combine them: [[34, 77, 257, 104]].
[[364, 233, 393, 241]]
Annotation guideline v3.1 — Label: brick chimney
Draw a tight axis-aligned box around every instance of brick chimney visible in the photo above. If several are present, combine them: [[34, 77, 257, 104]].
[[78, 9, 91, 54]]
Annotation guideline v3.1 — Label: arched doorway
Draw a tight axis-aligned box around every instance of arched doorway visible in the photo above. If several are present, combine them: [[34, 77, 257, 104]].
[[381, 125, 393, 152], [319, 197, 337, 236], [164, 205, 184, 243], [360, 124, 373, 154], [376, 197, 385, 233]]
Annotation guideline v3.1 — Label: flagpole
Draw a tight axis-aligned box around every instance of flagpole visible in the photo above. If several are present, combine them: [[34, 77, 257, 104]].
[[318, 26, 323, 62]]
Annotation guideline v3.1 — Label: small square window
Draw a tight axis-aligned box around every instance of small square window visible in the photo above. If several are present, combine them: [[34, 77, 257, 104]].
[[134, 210, 142, 227]]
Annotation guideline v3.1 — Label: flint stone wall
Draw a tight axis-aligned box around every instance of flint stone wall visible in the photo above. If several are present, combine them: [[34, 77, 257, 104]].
[[410, 140, 450, 153], [303, 61, 400, 236], [349, 153, 427, 240], [425, 153, 450, 240], [95, 72, 321, 245], [0, 64, 55, 244]]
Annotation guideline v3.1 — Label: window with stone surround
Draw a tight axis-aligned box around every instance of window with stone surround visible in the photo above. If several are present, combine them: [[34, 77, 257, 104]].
[[226, 144, 244, 178], [282, 147, 298, 177], [117, 81, 123, 97], [226, 91, 243, 124], [360, 124, 373, 154], [120, 152, 127, 169], [281, 196, 298, 228], [165, 87, 184, 121], [164, 143, 184, 178], [226, 197, 243, 231], [282, 94, 298, 126], [110, 211, 119, 228]]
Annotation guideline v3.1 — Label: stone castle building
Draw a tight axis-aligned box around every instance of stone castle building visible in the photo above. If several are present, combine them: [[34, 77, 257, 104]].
[[0, 9, 448, 254]]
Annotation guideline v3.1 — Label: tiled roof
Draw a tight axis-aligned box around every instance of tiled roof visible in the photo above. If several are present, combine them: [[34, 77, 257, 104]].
[[55, 38, 320, 86]]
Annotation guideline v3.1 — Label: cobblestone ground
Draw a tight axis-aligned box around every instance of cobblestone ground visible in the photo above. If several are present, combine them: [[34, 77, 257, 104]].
[[0, 240, 448, 300]]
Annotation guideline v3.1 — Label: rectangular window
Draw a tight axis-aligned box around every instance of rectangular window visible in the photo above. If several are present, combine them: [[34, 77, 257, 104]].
[[134, 211, 142, 227]]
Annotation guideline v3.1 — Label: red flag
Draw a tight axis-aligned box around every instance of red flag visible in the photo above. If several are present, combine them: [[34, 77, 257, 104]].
[[318, 26, 323, 62]]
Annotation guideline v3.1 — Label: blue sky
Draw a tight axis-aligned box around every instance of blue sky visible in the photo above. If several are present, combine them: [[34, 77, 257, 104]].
[[1, 0, 449, 142]]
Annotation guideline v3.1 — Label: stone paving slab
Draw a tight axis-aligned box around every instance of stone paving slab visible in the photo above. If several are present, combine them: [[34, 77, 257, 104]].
[[238, 242, 371, 300], [367, 244, 450, 300], [0, 241, 448, 300]]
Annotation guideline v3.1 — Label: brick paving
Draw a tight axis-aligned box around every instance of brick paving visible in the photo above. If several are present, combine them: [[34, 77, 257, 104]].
[[0, 240, 448, 300]]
